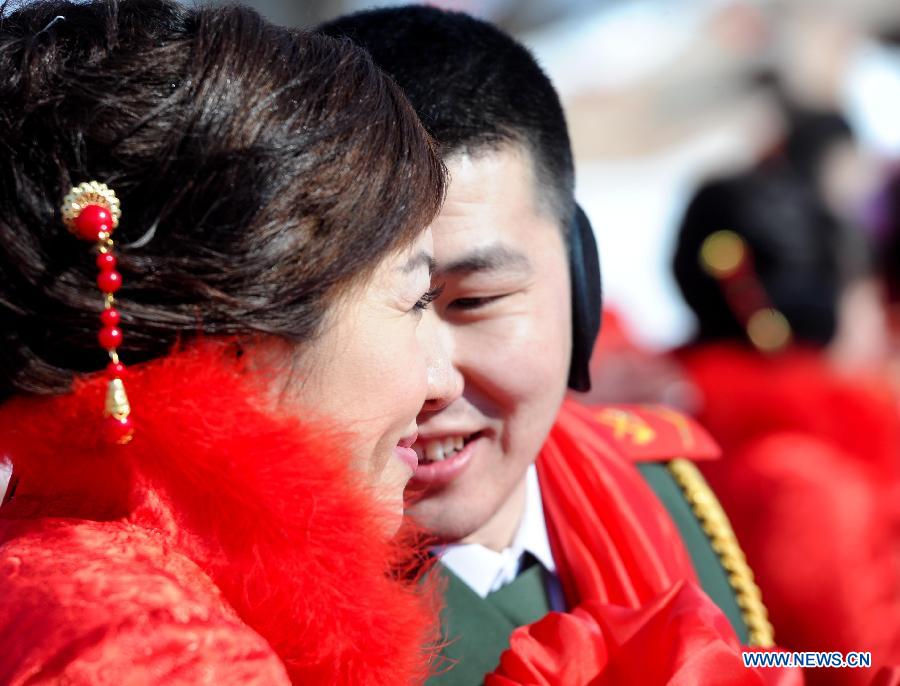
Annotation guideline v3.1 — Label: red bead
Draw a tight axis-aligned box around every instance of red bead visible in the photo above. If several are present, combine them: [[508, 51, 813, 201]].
[[103, 415, 134, 445], [97, 270, 122, 293], [74, 204, 113, 242], [98, 326, 122, 350], [100, 308, 121, 326], [106, 361, 127, 379], [96, 252, 117, 271]]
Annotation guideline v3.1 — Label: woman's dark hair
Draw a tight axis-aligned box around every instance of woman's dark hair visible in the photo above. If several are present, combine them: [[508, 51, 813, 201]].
[[0, 0, 445, 400], [782, 108, 852, 185], [673, 165, 855, 348]]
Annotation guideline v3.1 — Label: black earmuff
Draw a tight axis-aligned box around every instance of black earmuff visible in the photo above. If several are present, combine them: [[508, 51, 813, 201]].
[[567, 204, 602, 392]]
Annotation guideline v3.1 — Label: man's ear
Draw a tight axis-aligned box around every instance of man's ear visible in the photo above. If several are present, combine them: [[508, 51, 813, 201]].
[[567, 204, 602, 392]]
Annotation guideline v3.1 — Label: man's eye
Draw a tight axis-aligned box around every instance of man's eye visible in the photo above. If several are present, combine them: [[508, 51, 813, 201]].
[[449, 295, 504, 310]]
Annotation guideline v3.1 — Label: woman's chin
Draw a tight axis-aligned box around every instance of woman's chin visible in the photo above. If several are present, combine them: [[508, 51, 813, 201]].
[[371, 495, 405, 536], [376, 469, 418, 534]]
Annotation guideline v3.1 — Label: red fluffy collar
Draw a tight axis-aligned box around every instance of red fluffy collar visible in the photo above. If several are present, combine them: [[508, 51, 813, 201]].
[[0, 343, 437, 685]]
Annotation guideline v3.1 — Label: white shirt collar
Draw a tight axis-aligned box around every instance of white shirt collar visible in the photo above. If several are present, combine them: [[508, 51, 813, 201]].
[[436, 464, 556, 599]]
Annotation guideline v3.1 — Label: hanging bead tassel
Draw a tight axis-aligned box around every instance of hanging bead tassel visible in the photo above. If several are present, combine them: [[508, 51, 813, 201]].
[[62, 182, 134, 445]]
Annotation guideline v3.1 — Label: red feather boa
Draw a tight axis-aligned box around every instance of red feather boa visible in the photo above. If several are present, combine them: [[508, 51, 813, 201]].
[[0, 343, 438, 685]]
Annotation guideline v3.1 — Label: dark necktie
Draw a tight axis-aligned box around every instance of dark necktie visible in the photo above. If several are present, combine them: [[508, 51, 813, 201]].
[[485, 552, 552, 626]]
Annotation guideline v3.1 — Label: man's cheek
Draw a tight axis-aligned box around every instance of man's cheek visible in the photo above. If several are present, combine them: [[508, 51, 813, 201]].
[[489, 313, 544, 347]]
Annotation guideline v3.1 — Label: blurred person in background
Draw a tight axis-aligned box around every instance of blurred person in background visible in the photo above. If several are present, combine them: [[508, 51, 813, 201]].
[[0, 0, 454, 683], [521, 0, 899, 350], [584, 101, 890, 397], [875, 169, 900, 395], [668, 138, 900, 684], [323, 7, 802, 686]]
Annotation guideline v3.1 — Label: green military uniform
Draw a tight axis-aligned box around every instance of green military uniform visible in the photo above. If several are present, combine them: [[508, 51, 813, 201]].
[[426, 404, 771, 685]]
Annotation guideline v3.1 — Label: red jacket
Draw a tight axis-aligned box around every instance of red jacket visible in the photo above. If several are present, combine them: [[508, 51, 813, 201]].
[[679, 344, 900, 686], [0, 344, 437, 685]]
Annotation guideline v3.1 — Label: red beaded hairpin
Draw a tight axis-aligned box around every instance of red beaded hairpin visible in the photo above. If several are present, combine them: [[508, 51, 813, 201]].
[[61, 181, 134, 445]]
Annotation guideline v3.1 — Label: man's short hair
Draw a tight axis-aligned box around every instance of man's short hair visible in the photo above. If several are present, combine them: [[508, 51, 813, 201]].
[[320, 5, 575, 229]]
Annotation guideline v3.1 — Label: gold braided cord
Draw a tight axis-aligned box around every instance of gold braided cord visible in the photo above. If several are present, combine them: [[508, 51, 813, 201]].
[[667, 458, 775, 647]]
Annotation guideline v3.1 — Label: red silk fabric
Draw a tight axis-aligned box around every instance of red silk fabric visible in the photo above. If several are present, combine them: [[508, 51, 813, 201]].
[[536, 398, 698, 608], [486, 399, 802, 685], [487, 582, 799, 686]]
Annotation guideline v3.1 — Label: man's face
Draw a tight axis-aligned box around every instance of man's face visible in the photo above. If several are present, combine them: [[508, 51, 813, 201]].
[[407, 144, 572, 545]]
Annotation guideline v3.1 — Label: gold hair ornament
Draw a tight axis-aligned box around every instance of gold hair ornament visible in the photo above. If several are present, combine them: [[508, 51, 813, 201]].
[[699, 230, 792, 354], [62, 181, 133, 445]]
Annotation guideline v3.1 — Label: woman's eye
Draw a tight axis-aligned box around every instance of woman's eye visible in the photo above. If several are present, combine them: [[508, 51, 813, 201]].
[[413, 283, 445, 312]]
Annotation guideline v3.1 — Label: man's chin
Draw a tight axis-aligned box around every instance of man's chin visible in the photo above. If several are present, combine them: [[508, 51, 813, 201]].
[[402, 497, 486, 544]]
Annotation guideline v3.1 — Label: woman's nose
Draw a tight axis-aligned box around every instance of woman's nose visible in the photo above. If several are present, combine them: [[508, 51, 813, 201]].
[[419, 312, 463, 413]]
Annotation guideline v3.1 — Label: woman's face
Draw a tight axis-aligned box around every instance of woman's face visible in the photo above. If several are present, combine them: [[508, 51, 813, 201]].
[[270, 229, 442, 515]]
